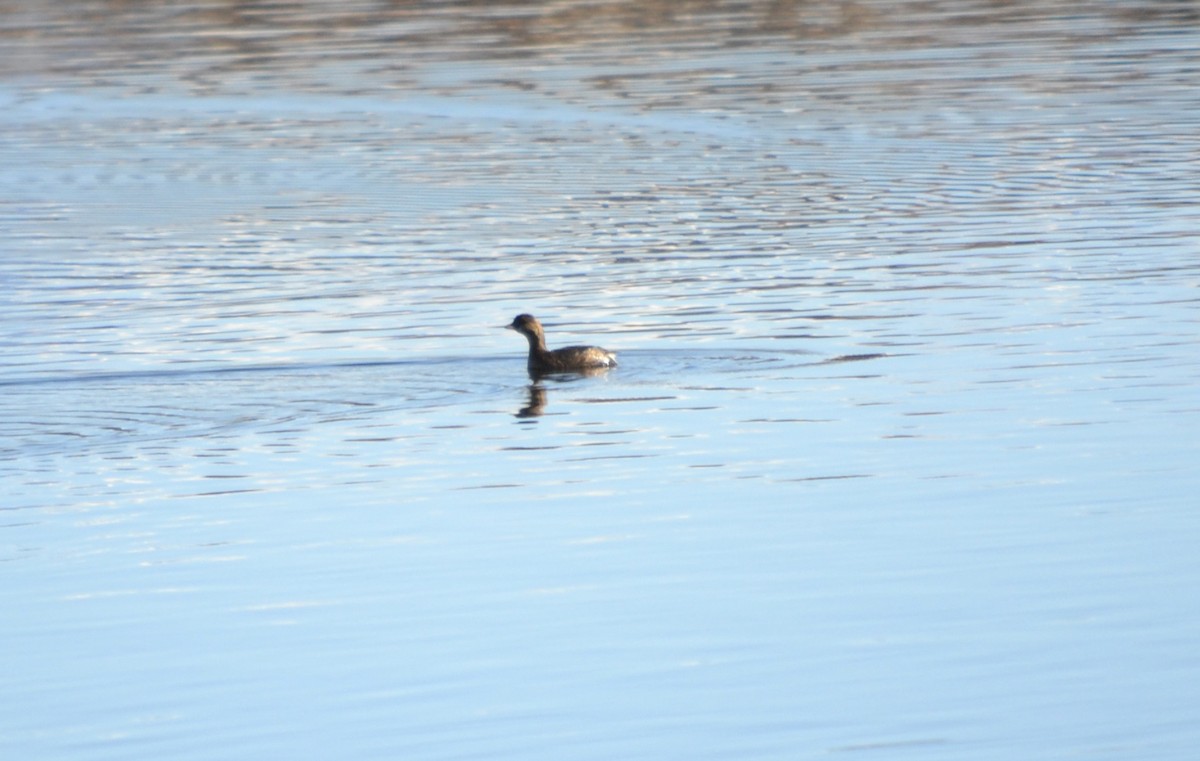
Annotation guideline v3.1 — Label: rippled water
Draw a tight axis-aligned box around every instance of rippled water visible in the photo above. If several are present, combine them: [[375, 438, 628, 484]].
[[3, 2, 1200, 759]]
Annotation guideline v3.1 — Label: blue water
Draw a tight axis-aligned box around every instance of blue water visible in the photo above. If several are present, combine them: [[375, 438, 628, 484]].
[[3, 2, 1200, 759]]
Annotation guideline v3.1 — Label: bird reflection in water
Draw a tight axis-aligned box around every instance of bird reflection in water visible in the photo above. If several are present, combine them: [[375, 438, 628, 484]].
[[514, 363, 613, 418], [516, 383, 548, 418]]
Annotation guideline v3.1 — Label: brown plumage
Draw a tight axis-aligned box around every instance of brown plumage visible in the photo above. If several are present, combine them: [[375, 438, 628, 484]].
[[505, 314, 617, 376]]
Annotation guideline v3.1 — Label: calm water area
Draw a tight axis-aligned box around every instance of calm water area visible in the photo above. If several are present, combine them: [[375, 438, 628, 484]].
[[3, 1, 1199, 758]]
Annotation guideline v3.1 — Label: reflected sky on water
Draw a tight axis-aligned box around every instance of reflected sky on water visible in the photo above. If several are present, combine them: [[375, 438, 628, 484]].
[[3, 2, 1200, 760]]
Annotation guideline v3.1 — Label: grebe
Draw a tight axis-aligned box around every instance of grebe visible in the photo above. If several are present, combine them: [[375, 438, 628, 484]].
[[505, 314, 617, 375]]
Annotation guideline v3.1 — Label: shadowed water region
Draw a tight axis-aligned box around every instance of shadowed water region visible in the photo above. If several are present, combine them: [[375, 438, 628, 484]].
[[2, 1, 1200, 759]]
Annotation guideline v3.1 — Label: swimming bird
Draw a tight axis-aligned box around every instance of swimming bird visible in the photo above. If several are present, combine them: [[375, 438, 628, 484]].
[[505, 313, 617, 376]]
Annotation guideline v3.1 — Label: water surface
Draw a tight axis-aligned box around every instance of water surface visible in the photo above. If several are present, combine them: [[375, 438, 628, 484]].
[[3, 2, 1199, 759]]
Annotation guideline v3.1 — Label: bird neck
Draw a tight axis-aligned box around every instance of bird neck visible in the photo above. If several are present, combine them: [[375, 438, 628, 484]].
[[523, 330, 549, 354]]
